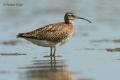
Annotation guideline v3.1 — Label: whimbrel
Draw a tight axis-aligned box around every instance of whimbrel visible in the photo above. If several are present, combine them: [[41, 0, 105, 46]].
[[17, 12, 91, 56]]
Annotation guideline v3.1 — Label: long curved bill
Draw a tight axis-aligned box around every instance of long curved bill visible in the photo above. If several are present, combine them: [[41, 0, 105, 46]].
[[77, 17, 92, 23]]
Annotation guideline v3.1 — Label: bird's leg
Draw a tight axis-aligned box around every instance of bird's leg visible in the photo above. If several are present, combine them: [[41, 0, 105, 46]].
[[50, 47, 53, 56], [53, 46, 56, 56]]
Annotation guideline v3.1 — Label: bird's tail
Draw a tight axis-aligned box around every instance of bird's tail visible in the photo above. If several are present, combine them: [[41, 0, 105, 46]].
[[17, 33, 24, 38]]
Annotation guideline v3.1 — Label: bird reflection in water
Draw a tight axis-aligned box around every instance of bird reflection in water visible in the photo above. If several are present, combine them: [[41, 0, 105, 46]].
[[21, 56, 74, 80]]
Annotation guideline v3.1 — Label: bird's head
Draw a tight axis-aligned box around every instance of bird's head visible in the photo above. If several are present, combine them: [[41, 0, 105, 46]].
[[64, 12, 92, 24]]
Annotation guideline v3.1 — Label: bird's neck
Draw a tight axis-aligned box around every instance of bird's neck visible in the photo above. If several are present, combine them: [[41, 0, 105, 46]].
[[65, 19, 75, 24]]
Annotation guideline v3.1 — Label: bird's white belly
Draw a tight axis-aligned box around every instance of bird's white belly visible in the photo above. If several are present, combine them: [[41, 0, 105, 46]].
[[25, 38, 56, 47], [25, 36, 72, 47]]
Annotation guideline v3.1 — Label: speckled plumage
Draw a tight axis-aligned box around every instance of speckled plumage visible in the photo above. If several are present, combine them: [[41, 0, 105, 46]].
[[20, 22, 74, 45], [17, 12, 91, 56]]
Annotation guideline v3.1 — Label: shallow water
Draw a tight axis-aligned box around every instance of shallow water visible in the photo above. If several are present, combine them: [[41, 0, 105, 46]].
[[0, 0, 120, 80]]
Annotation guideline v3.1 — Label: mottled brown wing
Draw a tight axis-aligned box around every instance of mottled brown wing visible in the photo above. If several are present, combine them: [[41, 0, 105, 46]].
[[23, 22, 71, 42], [35, 23, 70, 42], [37, 31, 69, 42]]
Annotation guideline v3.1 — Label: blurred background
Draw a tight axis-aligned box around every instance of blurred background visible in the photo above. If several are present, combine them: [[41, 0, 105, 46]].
[[0, 0, 120, 80]]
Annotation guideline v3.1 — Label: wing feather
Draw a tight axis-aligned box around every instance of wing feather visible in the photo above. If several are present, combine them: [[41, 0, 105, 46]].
[[22, 22, 73, 42]]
